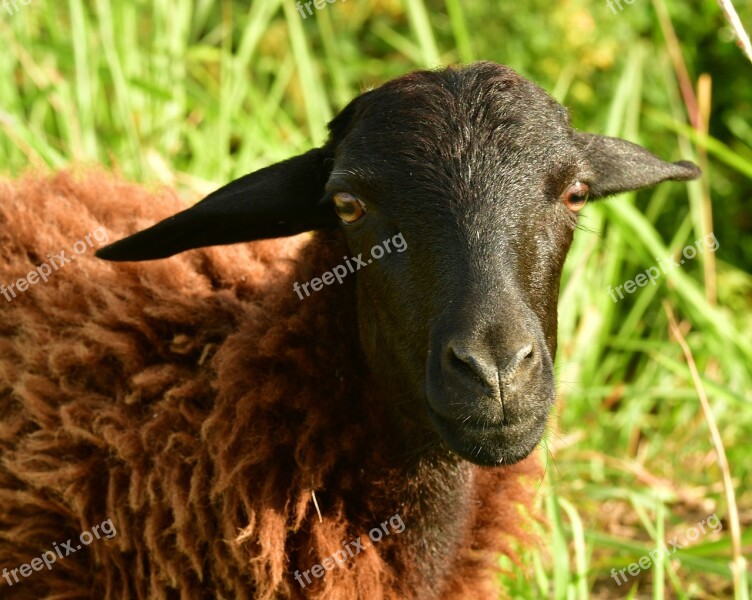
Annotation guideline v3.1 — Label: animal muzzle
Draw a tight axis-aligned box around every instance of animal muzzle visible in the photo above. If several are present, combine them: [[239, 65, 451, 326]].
[[424, 313, 555, 466]]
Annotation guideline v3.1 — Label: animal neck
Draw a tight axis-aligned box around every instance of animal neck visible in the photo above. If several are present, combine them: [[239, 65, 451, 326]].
[[283, 232, 480, 591]]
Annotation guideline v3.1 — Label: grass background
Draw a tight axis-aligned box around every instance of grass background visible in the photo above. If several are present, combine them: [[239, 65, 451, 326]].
[[1, 0, 751, 597]]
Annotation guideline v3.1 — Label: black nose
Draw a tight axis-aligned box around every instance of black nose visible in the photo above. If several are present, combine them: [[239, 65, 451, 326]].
[[424, 315, 555, 466], [447, 340, 535, 393], [426, 324, 543, 426]]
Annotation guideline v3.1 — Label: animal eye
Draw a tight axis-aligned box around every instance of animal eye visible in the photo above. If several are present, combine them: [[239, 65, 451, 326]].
[[333, 192, 367, 223], [563, 182, 589, 212]]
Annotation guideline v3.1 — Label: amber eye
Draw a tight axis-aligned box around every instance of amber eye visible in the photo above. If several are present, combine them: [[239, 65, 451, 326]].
[[563, 182, 589, 212], [333, 192, 367, 223]]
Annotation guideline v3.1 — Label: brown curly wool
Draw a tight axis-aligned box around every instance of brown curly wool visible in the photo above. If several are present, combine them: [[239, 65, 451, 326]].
[[0, 171, 540, 599]]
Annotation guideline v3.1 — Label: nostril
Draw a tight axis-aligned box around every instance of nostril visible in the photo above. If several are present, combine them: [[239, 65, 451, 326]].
[[498, 342, 534, 384], [447, 345, 498, 394], [443, 338, 538, 393]]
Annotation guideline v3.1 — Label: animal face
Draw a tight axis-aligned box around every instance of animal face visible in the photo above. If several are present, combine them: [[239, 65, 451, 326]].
[[325, 66, 588, 464], [97, 62, 700, 466]]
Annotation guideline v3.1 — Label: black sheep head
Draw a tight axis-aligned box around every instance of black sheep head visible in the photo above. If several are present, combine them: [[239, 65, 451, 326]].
[[98, 62, 700, 466]]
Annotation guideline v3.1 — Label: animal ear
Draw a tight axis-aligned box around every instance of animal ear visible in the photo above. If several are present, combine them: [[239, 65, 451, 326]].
[[96, 148, 338, 261], [574, 132, 701, 199], [97, 89, 376, 262]]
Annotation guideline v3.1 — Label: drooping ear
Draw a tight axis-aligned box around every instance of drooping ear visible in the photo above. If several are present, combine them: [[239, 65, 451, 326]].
[[574, 132, 701, 199], [96, 148, 338, 261], [96, 88, 376, 262]]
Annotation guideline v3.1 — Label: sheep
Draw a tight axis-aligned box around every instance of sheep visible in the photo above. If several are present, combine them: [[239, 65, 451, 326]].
[[0, 61, 700, 599]]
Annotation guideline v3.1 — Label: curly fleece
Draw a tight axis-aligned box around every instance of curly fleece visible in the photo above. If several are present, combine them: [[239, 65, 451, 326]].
[[0, 171, 540, 599]]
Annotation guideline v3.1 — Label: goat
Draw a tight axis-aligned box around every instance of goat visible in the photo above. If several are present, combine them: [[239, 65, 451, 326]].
[[0, 62, 700, 599]]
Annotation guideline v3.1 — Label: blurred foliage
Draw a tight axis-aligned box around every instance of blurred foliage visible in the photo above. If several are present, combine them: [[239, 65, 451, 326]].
[[1, 0, 750, 597]]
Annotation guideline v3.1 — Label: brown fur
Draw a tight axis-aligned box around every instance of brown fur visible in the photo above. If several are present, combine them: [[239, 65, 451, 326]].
[[0, 171, 540, 599]]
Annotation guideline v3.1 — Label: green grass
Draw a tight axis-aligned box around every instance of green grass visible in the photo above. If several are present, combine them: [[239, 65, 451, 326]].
[[1, 1, 750, 597]]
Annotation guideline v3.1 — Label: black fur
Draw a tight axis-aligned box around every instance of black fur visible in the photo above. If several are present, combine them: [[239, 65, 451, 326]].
[[98, 62, 700, 466]]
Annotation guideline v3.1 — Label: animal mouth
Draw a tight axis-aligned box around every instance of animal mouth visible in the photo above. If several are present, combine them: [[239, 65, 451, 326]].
[[426, 403, 547, 466]]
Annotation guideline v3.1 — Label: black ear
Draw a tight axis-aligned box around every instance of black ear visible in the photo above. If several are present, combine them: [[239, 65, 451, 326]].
[[97, 89, 376, 262], [574, 132, 701, 199], [96, 148, 338, 261]]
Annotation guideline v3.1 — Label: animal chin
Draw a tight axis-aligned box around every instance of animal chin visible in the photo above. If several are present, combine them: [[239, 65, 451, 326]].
[[427, 406, 547, 466]]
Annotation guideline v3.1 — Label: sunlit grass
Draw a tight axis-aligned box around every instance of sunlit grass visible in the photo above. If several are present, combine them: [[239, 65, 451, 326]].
[[0, 1, 749, 597]]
